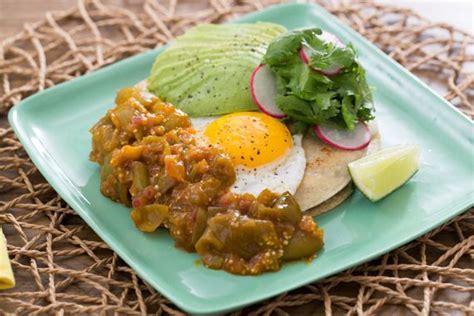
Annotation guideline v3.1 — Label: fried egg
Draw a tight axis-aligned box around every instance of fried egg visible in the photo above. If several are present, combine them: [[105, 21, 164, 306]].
[[190, 112, 306, 196]]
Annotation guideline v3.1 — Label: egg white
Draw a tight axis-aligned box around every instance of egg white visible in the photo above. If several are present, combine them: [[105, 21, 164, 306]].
[[190, 116, 306, 196]]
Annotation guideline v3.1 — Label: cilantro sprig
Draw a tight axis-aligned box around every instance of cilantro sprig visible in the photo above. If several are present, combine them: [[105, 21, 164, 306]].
[[263, 28, 374, 131]]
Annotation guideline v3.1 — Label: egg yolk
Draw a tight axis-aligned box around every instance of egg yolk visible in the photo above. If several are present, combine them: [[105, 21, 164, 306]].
[[204, 112, 293, 168]]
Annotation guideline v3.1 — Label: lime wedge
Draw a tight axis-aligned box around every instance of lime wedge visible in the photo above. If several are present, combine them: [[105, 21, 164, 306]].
[[348, 145, 420, 202]]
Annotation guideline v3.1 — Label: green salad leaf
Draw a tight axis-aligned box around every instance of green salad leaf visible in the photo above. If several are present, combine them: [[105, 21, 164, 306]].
[[263, 28, 374, 130]]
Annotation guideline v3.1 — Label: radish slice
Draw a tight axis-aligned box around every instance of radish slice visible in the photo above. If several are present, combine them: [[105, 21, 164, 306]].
[[314, 122, 371, 151], [250, 64, 286, 119], [299, 47, 310, 64], [300, 30, 345, 76], [300, 47, 342, 76], [318, 31, 344, 49]]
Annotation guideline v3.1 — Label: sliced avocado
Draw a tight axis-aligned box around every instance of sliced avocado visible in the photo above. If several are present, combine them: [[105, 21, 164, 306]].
[[148, 23, 286, 116]]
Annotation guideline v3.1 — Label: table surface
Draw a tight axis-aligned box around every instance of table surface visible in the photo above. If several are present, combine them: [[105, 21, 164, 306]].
[[0, 0, 472, 40]]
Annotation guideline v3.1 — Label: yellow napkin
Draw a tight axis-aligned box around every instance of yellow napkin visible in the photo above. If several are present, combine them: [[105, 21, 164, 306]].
[[0, 227, 15, 289]]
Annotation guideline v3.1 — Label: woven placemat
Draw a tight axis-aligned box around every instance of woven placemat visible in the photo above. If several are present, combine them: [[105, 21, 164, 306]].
[[0, 0, 473, 314]]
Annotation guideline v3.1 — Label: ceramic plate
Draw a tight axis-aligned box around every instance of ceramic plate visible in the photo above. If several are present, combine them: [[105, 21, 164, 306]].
[[8, 3, 473, 314]]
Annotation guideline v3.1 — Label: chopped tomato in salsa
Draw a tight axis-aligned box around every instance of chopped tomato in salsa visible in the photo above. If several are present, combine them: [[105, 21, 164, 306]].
[[89, 87, 323, 275]]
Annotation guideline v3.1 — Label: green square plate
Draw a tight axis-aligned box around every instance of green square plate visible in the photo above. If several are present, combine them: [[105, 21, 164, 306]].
[[8, 3, 473, 314]]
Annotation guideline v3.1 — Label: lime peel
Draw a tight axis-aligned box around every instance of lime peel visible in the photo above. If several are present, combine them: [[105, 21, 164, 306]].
[[348, 145, 420, 202]]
